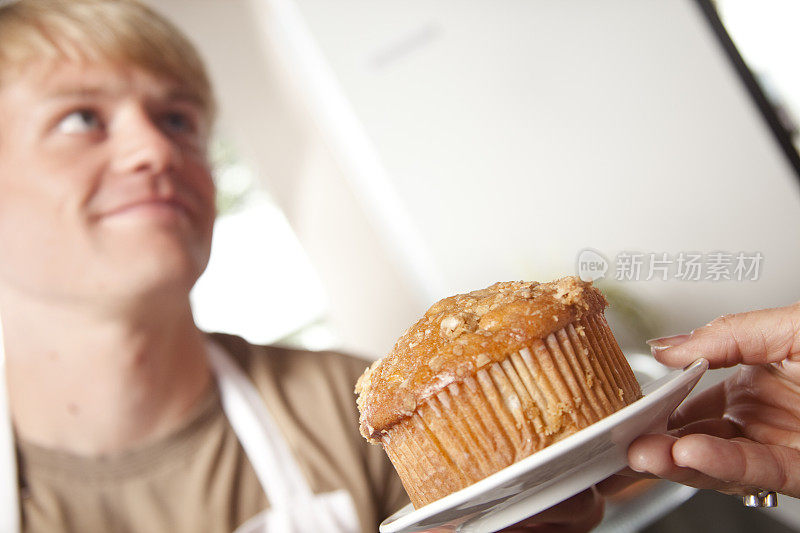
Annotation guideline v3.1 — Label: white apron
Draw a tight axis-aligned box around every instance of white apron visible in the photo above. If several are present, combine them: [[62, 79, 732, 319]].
[[0, 327, 360, 533]]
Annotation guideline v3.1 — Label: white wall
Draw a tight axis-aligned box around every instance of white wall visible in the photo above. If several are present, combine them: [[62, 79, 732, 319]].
[[151, 0, 800, 357], [292, 0, 800, 345]]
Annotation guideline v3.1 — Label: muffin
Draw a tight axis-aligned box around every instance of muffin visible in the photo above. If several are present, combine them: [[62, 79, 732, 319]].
[[354, 276, 641, 508]]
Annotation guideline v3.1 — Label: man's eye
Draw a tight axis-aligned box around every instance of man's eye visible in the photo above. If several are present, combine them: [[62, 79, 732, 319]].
[[56, 110, 102, 134], [161, 112, 196, 134]]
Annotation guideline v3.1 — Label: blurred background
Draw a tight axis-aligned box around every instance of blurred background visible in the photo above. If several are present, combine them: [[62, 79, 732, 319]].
[[145, 0, 800, 530]]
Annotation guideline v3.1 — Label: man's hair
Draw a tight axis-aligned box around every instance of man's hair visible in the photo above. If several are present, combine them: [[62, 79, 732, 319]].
[[0, 0, 215, 121]]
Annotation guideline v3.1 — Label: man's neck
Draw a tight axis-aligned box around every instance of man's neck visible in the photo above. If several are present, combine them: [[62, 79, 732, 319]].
[[3, 296, 212, 457]]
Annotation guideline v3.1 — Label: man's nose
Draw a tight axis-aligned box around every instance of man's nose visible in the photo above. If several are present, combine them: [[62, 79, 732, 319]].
[[111, 107, 180, 176]]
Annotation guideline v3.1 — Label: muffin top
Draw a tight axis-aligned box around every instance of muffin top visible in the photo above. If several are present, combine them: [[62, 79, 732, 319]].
[[355, 276, 607, 442]]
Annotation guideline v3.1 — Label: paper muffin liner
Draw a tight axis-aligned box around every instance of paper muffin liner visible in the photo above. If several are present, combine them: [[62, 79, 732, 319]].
[[381, 312, 641, 508]]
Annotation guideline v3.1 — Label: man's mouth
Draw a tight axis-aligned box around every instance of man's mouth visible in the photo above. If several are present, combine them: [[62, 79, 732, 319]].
[[97, 197, 193, 222]]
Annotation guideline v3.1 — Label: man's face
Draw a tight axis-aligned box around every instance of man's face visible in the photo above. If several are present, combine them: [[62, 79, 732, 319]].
[[0, 60, 216, 308]]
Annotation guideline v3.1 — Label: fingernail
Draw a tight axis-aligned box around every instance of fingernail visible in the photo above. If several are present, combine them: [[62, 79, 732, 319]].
[[646, 334, 691, 350]]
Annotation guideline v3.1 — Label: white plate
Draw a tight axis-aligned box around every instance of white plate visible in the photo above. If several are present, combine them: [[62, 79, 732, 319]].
[[380, 358, 709, 533]]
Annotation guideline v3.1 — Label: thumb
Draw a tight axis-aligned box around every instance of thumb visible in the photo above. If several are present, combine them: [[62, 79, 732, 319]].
[[646, 303, 800, 369]]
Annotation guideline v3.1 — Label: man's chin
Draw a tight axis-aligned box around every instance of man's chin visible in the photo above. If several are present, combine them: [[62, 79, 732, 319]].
[[104, 249, 208, 300]]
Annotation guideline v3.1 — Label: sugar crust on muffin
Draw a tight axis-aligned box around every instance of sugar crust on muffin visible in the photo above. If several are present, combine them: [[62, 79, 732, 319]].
[[355, 276, 608, 441]]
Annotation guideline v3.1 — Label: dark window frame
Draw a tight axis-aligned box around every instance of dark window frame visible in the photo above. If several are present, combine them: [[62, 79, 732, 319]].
[[694, 0, 800, 185]]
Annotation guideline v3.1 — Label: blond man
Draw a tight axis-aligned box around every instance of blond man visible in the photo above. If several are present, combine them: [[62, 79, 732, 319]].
[[0, 1, 604, 532]]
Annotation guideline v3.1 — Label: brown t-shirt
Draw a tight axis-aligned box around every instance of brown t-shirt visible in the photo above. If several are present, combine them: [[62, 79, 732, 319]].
[[16, 333, 409, 533]]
